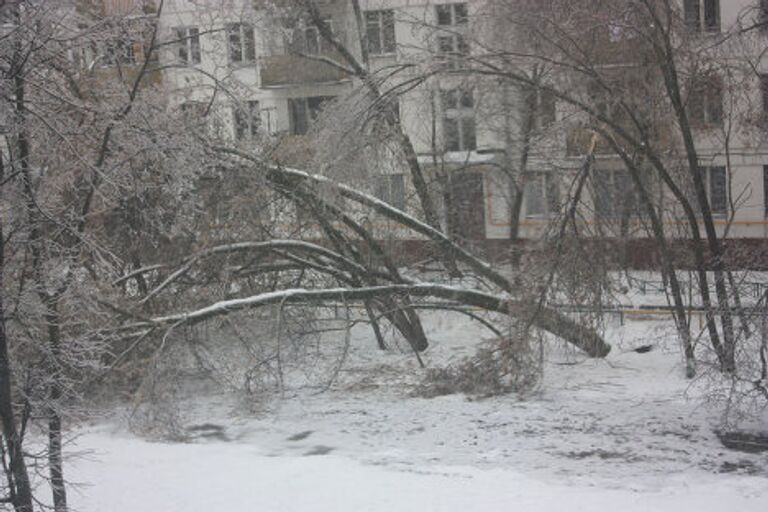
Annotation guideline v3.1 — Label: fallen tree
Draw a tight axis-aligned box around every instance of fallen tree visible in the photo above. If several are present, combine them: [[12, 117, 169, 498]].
[[117, 148, 612, 359], [128, 284, 611, 358]]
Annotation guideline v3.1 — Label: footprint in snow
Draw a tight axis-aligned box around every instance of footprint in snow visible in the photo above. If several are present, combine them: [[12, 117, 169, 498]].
[[304, 445, 335, 456], [287, 430, 314, 441]]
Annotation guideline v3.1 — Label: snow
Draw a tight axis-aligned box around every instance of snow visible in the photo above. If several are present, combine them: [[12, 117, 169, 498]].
[[62, 311, 768, 511], [67, 432, 766, 512]]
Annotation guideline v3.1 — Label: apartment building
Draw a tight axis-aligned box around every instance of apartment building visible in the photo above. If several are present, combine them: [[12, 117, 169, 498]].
[[154, 0, 768, 251]]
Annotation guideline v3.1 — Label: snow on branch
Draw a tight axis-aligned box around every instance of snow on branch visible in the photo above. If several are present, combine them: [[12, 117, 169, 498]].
[[136, 284, 610, 358], [141, 239, 374, 303], [214, 146, 510, 291]]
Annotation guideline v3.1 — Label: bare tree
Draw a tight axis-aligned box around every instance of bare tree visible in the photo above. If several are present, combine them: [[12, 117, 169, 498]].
[[0, 0, 178, 509], [442, 0, 768, 382]]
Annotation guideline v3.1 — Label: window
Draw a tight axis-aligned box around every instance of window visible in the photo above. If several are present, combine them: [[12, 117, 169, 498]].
[[588, 81, 619, 122], [524, 85, 556, 129], [180, 101, 208, 129], [101, 38, 136, 67], [435, 3, 469, 70], [763, 165, 768, 217], [289, 19, 332, 55], [607, 10, 640, 42], [175, 27, 201, 65], [704, 0, 721, 32], [234, 100, 260, 141], [227, 23, 256, 64], [442, 88, 476, 152], [436, 33, 469, 70], [436, 3, 468, 26], [684, 0, 720, 32], [524, 172, 559, 217], [760, 0, 768, 29], [374, 174, 406, 211], [593, 169, 638, 219], [760, 74, 768, 126], [179, 101, 211, 135], [365, 10, 396, 55], [586, 74, 654, 130], [688, 75, 723, 127], [698, 166, 727, 215], [288, 96, 334, 135], [684, 0, 701, 30]]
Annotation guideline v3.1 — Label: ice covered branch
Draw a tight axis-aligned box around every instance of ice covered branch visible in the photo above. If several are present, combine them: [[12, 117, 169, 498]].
[[133, 284, 611, 358]]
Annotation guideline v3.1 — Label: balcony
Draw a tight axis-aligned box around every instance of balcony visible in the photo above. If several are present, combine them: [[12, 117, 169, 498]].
[[260, 10, 350, 88], [260, 53, 349, 88]]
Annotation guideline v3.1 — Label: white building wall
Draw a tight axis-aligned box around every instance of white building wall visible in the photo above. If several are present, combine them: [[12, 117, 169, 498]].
[[158, 0, 768, 243]]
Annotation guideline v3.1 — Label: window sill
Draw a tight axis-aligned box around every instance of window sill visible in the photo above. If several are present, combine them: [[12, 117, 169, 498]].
[[229, 62, 258, 69], [443, 149, 477, 154], [686, 28, 722, 36], [690, 123, 724, 131]]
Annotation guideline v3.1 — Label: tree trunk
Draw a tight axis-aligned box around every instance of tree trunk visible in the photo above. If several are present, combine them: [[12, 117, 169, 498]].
[[14, 48, 69, 512], [607, 140, 696, 377], [45, 303, 67, 512], [0, 322, 33, 512], [653, 14, 736, 371], [0, 153, 34, 512]]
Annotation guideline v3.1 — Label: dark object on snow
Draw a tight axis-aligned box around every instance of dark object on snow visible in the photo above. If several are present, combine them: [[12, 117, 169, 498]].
[[716, 431, 768, 453], [187, 423, 224, 432], [633, 345, 654, 354], [287, 430, 314, 441], [187, 423, 229, 442], [719, 460, 761, 474], [303, 445, 334, 456]]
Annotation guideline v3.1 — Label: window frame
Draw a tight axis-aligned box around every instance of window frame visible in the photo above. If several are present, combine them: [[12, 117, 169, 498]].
[[436, 3, 468, 26], [364, 9, 396, 56], [288, 96, 334, 135], [760, 74, 768, 127], [288, 19, 333, 56], [698, 165, 728, 216], [179, 101, 209, 133], [436, 33, 469, 71], [100, 38, 136, 67], [763, 165, 768, 218], [441, 88, 476, 152], [435, 3, 469, 70], [234, 100, 261, 142], [688, 74, 724, 128], [227, 22, 256, 65], [524, 172, 559, 218], [684, 0, 720, 33], [175, 26, 201, 65], [760, 0, 768, 30], [524, 85, 556, 129], [592, 169, 639, 220]]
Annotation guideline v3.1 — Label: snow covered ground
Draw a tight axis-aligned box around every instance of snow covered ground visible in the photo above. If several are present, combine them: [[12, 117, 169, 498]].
[[62, 312, 768, 511]]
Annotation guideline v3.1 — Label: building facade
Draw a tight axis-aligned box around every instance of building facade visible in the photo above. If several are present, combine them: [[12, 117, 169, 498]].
[[151, 0, 768, 254]]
